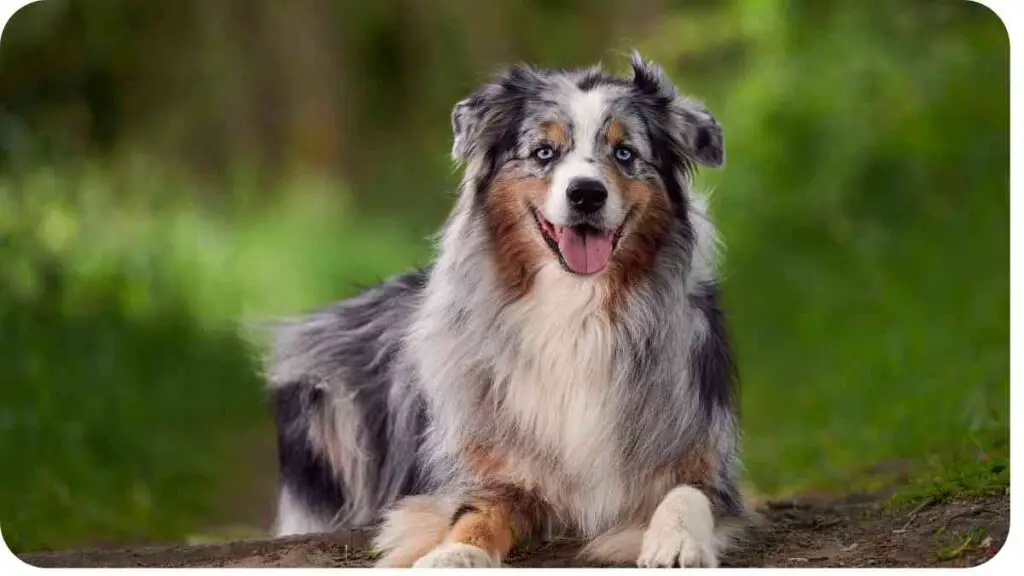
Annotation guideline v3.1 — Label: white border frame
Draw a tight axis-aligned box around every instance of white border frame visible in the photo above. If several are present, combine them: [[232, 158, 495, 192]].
[[0, 0, 1016, 573]]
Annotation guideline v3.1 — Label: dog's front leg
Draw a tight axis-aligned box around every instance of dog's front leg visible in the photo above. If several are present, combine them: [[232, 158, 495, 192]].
[[413, 485, 537, 568], [638, 485, 718, 568]]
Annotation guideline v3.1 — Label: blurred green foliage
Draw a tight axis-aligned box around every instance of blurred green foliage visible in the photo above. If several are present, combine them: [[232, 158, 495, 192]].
[[701, 1, 1009, 496], [0, 0, 1009, 555], [0, 166, 427, 552]]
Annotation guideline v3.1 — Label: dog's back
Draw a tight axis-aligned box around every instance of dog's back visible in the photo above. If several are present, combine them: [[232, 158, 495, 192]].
[[266, 267, 429, 535]]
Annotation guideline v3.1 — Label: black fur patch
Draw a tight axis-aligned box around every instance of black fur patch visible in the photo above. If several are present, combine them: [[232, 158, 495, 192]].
[[475, 103, 525, 205], [450, 503, 479, 526], [630, 97, 696, 222], [689, 282, 739, 417], [273, 382, 346, 517], [576, 70, 605, 91]]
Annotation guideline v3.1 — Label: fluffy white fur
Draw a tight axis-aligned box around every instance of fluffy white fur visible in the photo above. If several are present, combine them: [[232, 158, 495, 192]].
[[274, 487, 329, 536], [413, 542, 500, 568], [639, 485, 720, 568]]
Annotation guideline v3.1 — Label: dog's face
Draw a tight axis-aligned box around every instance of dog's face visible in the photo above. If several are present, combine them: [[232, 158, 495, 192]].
[[452, 53, 723, 292]]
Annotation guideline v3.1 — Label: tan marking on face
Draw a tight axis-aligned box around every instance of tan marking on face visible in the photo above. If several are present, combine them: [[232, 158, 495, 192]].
[[602, 168, 672, 317], [606, 119, 627, 146], [540, 121, 570, 149], [485, 165, 550, 300], [444, 485, 544, 562]]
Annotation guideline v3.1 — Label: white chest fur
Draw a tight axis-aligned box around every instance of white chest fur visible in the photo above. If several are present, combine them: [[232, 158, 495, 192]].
[[495, 264, 628, 534]]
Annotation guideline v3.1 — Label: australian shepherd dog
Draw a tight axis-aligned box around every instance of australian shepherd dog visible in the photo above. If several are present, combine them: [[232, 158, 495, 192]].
[[265, 52, 746, 568]]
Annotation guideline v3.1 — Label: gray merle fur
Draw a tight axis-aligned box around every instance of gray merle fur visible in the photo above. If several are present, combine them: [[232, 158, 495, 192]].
[[264, 53, 745, 563]]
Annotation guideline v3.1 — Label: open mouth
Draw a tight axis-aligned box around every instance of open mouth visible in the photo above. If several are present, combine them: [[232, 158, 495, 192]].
[[531, 208, 627, 276]]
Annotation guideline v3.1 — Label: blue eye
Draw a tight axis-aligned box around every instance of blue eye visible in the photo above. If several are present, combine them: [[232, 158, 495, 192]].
[[533, 145, 556, 163], [614, 146, 634, 164]]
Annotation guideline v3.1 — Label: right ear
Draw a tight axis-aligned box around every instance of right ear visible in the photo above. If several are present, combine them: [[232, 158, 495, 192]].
[[451, 64, 543, 163], [451, 94, 484, 162]]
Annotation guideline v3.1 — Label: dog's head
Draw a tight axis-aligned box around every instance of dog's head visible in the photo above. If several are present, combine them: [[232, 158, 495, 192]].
[[452, 53, 722, 294]]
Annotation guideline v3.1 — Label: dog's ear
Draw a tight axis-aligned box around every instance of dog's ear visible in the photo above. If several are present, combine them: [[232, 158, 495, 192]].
[[667, 96, 724, 168], [451, 65, 541, 163], [451, 94, 484, 162], [630, 52, 724, 168], [449, 75, 509, 162]]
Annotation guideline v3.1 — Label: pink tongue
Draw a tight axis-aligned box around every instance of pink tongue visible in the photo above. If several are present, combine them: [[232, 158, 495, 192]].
[[558, 227, 614, 274]]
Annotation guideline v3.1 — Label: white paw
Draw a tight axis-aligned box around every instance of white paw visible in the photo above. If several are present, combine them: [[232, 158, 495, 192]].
[[637, 485, 718, 568], [413, 542, 500, 568], [637, 523, 717, 568]]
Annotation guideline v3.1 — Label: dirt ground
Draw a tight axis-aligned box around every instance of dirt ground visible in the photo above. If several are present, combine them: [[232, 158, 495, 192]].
[[19, 491, 1008, 568]]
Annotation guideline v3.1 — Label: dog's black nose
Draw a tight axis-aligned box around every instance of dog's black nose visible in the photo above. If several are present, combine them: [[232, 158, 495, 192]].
[[566, 178, 607, 214]]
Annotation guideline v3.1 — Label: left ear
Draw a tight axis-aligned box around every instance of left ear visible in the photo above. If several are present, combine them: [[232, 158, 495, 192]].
[[669, 96, 724, 168], [630, 51, 725, 168]]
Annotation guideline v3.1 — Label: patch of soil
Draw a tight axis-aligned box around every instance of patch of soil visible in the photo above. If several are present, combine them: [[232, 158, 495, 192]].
[[18, 492, 1008, 568], [725, 492, 1007, 568]]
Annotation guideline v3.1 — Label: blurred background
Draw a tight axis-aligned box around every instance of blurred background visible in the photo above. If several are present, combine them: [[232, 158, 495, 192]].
[[0, 0, 1008, 554]]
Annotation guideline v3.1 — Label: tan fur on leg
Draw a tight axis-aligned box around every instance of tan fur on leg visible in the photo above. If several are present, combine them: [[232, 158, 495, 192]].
[[412, 485, 543, 567]]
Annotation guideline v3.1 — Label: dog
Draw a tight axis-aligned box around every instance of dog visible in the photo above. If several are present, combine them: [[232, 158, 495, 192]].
[[264, 52, 746, 568]]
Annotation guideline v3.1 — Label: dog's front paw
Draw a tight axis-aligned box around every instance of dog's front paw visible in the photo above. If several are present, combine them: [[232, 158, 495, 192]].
[[637, 485, 719, 568], [413, 542, 499, 568], [637, 523, 717, 568]]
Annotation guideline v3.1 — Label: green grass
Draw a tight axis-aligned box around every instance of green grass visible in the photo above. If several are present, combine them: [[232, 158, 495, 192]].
[[887, 456, 1009, 510], [934, 528, 989, 562]]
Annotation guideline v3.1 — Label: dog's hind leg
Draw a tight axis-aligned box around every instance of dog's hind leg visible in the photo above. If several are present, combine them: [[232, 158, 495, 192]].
[[271, 378, 387, 536]]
